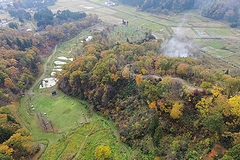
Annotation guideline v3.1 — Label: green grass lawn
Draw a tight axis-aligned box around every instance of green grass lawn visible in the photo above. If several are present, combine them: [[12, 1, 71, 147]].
[[19, 87, 134, 159]]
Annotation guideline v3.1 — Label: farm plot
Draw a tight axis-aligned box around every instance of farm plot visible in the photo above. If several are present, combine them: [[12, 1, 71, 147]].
[[108, 25, 146, 42], [100, 14, 123, 24], [194, 27, 235, 37], [172, 27, 197, 38], [51, 0, 101, 12]]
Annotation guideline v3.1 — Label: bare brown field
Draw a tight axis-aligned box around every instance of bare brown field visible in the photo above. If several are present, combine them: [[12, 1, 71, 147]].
[[99, 14, 123, 24], [172, 27, 197, 38], [0, 13, 11, 19]]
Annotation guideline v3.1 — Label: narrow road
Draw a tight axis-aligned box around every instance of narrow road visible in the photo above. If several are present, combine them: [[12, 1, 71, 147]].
[[28, 45, 58, 94], [31, 143, 44, 160]]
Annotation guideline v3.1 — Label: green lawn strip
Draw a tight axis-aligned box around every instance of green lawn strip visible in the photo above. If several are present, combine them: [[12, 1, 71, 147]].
[[203, 46, 234, 58], [195, 27, 234, 37], [144, 23, 164, 30], [207, 40, 223, 49], [147, 15, 179, 26], [130, 18, 148, 27], [193, 39, 203, 44]]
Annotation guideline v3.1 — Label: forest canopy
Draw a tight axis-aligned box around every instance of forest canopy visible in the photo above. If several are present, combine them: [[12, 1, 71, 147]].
[[57, 24, 240, 159]]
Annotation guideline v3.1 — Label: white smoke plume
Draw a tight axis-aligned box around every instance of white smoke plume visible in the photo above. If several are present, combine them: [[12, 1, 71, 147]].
[[161, 14, 196, 57], [161, 37, 193, 57]]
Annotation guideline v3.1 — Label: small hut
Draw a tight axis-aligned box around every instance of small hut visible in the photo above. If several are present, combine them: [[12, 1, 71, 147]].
[[51, 90, 57, 95]]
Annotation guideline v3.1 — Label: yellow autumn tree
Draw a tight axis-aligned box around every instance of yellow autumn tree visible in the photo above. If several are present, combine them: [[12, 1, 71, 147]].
[[229, 95, 240, 117], [211, 85, 224, 98], [110, 74, 119, 82], [170, 103, 183, 119], [0, 145, 14, 156], [154, 156, 161, 160], [196, 97, 213, 117], [94, 145, 111, 160], [135, 74, 143, 85], [3, 128, 38, 159]]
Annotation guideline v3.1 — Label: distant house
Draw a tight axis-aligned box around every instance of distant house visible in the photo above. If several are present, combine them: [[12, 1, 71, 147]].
[[105, 1, 115, 7], [86, 36, 93, 42], [1, 18, 7, 23], [0, 18, 8, 27]]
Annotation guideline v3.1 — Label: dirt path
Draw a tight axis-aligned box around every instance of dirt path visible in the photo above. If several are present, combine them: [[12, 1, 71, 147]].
[[125, 63, 203, 92], [31, 143, 45, 160], [170, 77, 204, 92], [28, 45, 58, 94], [72, 124, 96, 160]]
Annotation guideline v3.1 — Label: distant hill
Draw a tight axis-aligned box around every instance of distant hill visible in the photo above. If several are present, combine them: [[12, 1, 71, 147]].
[[201, 0, 240, 28], [117, 0, 240, 28]]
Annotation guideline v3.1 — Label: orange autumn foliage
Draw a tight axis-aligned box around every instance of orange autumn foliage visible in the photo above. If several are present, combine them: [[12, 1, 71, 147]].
[[110, 74, 119, 82], [149, 101, 157, 109]]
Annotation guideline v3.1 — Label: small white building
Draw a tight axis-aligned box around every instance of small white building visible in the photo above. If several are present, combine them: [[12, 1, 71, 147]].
[[105, 1, 115, 7]]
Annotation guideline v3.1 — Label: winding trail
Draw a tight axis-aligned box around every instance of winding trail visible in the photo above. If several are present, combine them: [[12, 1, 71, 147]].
[[125, 63, 204, 92], [72, 124, 96, 160], [19, 45, 58, 160], [31, 143, 45, 160], [28, 45, 58, 94], [171, 77, 204, 92]]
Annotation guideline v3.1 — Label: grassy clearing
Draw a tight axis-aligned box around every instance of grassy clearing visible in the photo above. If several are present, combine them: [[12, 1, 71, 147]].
[[109, 25, 145, 42], [144, 23, 164, 30], [19, 80, 134, 159]]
